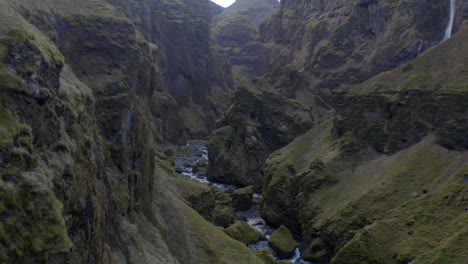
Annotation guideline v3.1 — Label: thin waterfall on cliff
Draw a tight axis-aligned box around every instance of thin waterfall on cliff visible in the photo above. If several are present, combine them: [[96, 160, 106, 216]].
[[444, 0, 456, 40]]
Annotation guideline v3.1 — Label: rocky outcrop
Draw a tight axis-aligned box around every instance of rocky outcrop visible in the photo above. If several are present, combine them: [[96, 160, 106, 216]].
[[224, 220, 261, 245], [212, 0, 279, 82], [95, 0, 233, 142], [255, 249, 275, 264], [332, 27, 468, 153], [261, 0, 468, 92], [220, 0, 280, 27], [232, 186, 254, 210], [207, 74, 320, 188], [209, 1, 225, 17], [268, 225, 298, 258]]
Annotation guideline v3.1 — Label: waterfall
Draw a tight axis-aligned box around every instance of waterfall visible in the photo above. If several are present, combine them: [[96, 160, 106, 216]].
[[444, 0, 456, 40]]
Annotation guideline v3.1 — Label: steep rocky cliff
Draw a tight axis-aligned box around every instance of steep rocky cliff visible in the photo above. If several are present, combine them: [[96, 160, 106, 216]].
[[208, 67, 330, 188], [209, 0, 468, 189], [261, 0, 465, 92], [212, 0, 279, 81], [0, 0, 260, 263], [261, 26, 468, 264], [103, 0, 235, 140]]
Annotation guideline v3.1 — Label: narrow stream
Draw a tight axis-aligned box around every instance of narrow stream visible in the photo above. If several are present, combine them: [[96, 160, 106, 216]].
[[174, 140, 314, 264]]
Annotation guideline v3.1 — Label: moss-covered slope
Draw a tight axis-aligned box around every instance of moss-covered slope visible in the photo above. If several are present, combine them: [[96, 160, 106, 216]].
[[260, 26, 468, 263]]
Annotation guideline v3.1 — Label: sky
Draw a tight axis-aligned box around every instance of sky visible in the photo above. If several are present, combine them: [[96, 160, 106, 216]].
[[211, 0, 235, 8]]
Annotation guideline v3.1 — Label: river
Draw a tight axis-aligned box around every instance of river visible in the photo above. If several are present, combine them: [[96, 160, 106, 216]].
[[174, 140, 314, 264]]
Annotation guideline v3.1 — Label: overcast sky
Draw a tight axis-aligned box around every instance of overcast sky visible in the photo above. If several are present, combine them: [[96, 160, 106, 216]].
[[211, 0, 235, 8]]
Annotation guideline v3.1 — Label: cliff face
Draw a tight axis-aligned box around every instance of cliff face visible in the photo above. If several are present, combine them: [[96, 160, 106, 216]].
[[209, 0, 467, 188], [261, 0, 466, 91], [212, 0, 279, 81], [103, 0, 234, 141], [0, 0, 260, 263], [260, 26, 468, 264], [207, 64, 335, 188]]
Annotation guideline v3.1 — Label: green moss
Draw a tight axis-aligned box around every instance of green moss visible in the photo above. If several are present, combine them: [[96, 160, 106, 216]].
[[214, 190, 233, 206], [224, 220, 261, 245], [268, 225, 298, 258], [331, 227, 391, 264], [255, 249, 275, 264], [193, 161, 208, 173], [2, 25, 32, 48], [212, 205, 235, 228], [0, 65, 26, 93], [177, 196, 263, 263], [306, 138, 468, 263], [231, 186, 254, 211], [169, 177, 215, 215], [261, 118, 336, 228], [0, 173, 72, 262]]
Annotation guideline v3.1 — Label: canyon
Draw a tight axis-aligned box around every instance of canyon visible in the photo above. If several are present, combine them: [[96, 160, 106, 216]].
[[0, 0, 467, 264]]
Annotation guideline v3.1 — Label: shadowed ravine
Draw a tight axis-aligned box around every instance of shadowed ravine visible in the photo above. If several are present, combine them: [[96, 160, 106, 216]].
[[174, 141, 315, 264]]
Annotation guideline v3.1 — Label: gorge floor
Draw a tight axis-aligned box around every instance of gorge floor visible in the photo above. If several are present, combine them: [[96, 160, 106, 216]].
[[174, 140, 315, 264]]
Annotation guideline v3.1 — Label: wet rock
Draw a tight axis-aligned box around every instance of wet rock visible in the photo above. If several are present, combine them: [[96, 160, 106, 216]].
[[304, 237, 330, 262], [193, 161, 208, 174], [224, 220, 261, 245], [254, 249, 275, 264], [237, 214, 248, 221], [212, 205, 235, 228], [309, 158, 325, 172], [214, 190, 233, 206], [268, 225, 298, 259], [232, 186, 254, 211], [460, 174, 468, 183]]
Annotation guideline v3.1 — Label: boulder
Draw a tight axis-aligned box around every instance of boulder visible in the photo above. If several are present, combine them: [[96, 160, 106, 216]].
[[303, 237, 329, 262], [224, 220, 261, 245], [232, 186, 254, 211], [254, 249, 275, 264], [212, 205, 234, 228], [268, 225, 298, 258], [193, 161, 208, 174]]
